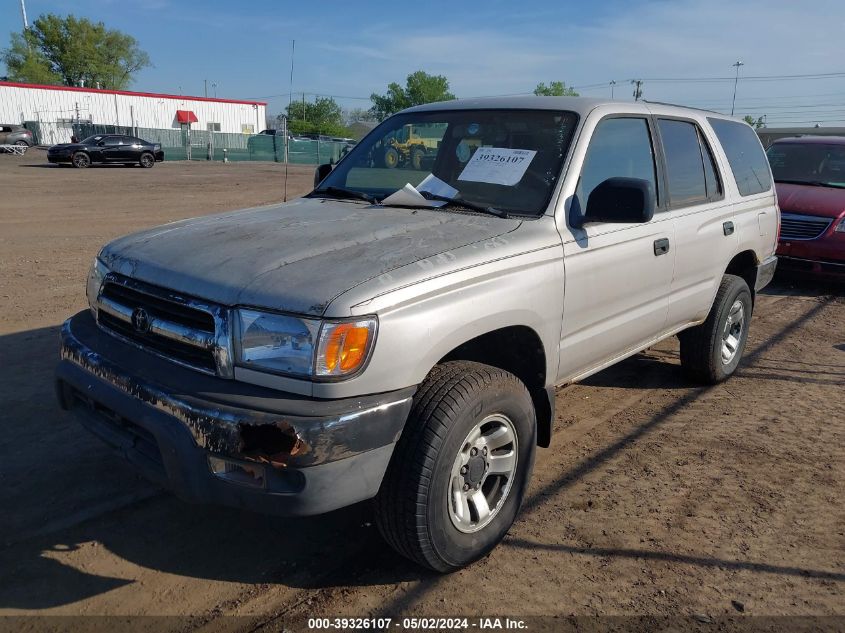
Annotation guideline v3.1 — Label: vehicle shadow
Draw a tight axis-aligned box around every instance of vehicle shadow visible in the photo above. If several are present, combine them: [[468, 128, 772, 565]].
[[0, 279, 840, 610], [18, 163, 139, 169]]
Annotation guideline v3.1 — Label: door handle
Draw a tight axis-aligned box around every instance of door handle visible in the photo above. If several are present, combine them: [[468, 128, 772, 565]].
[[723, 221, 735, 236], [653, 237, 670, 256]]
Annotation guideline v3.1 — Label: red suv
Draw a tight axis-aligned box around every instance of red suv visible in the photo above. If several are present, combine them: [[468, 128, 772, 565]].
[[766, 136, 845, 279]]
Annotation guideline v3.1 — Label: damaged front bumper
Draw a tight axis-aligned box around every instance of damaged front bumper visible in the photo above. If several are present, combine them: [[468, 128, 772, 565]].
[[56, 311, 415, 516]]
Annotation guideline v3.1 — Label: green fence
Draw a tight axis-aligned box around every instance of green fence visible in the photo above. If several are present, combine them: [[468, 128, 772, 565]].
[[59, 123, 347, 165]]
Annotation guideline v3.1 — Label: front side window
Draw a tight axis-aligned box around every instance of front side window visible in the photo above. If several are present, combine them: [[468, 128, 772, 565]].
[[317, 109, 579, 217], [708, 118, 772, 196], [766, 143, 845, 188], [576, 117, 658, 212]]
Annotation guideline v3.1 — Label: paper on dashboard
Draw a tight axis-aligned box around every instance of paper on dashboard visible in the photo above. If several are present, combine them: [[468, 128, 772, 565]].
[[417, 174, 459, 199], [458, 147, 537, 186], [381, 183, 445, 207]]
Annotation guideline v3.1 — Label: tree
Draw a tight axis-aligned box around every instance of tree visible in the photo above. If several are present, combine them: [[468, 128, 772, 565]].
[[743, 115, 765, 129], [533, 81, 579, 97], [370, 71, 455, 120], [280, 96, 352, 137], [2, 14, 151, 89]]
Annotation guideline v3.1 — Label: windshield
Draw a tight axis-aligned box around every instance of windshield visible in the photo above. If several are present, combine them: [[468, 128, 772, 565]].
[[766, 142, 845, 187], [315, 109, 579, 216]]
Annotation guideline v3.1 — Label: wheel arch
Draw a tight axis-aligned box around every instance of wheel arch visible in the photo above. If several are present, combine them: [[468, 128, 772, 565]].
[[724, 249, 759, 303], [438, 325, 553, 448]]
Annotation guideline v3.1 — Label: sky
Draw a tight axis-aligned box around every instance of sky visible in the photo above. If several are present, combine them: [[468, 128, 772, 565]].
[[3, 0, 845, 127]]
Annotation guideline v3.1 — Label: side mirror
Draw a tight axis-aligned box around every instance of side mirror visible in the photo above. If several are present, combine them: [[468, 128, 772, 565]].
[[314, 163, 333, 188], [97, 141, 106, 147], [573, 177, 655, 228]]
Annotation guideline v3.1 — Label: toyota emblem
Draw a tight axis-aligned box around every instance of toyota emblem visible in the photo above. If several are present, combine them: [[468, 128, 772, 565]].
[[131, 307, 151, 333]]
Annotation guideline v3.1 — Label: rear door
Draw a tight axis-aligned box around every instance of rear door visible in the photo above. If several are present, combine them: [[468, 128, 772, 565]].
[[653, 116, 739, 330], [558, 115, 676, 381]]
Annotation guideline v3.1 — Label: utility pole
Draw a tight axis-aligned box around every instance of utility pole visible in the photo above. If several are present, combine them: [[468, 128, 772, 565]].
[[288, 40, 296, 114], [731, 61, 744, 116], [610, 80, 616, 99], [631, 79, 643, 101], [20, 0, 29, 30], [204, 79, 208, 98]]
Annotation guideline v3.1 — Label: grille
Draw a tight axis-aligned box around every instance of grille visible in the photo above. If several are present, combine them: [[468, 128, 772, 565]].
[[779, 213, 833, 241], [97, 277, 220, 374]]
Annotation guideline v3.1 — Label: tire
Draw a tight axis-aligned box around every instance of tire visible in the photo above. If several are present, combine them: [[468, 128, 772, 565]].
[[139, 152, 155, 168], [384, 146, 399, 169], [375, 361, 536, 572], [679, 274, 753, 384], [72, 152, 91, 168], [410, 146, 425, 170], [14, 140, 29, 147]]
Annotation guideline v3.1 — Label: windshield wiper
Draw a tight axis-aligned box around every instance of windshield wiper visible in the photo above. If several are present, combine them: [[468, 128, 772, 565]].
[[418, 191, 510, 219], [311, 186, 379, 203], [775, 179, 845, 189]]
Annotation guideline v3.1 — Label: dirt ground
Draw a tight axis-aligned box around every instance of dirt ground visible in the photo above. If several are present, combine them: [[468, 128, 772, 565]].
[[0, 152, 843, 630]]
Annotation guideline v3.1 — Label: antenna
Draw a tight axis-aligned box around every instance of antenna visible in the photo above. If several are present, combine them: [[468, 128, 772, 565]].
[[284, 39, 295, 202]]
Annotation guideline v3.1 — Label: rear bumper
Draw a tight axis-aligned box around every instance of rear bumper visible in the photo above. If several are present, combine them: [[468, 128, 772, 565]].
[[56, 310, 415, 516], [755, 255, 778, 291]]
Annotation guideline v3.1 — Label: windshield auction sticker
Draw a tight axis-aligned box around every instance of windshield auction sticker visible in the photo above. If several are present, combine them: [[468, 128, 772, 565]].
[[458, 147, 537, 186]]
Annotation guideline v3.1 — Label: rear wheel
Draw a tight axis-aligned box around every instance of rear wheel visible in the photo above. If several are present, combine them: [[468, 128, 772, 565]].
[[375, 361, 536, 572], [410, 146, 425, 170], [139, 152, 155, 168], [679, 274, 752, 384], [14, 140, 29, 147], [72, 152, 90, 168]]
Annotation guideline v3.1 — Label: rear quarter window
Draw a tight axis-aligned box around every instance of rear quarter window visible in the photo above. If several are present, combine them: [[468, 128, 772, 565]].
[[707, 118, 772, 196]]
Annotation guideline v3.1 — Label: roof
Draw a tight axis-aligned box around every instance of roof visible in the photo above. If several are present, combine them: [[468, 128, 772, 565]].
[[401, 96, 741, 121], [0, 80, 266, 106], [770, 135, 845, 145], [403, 96, 617, 115]]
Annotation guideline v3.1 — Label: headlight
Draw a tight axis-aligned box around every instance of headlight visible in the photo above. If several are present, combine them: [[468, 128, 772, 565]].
[[835, 216, 845, 233], [86, 257, 109, 316], [235, 309, 376, 379]]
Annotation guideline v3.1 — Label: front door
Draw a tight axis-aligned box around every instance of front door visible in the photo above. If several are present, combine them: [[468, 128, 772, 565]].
[[558, 115, 675, 382]]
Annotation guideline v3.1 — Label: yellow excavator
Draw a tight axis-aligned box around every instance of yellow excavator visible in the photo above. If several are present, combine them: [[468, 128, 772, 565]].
[[383, 124, 440, 170]]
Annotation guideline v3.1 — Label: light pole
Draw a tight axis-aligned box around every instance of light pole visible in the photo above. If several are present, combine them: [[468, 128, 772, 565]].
[[610, 80, 616, 99], [731, 61, 744, 116], [20, 0, 29, 30]]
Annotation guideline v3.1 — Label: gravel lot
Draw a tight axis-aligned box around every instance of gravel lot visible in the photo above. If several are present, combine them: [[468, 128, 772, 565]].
[[0, 153, 842, 630]]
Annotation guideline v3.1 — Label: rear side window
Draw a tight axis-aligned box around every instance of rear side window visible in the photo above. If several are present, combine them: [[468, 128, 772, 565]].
[[657, 119, 707, 205], [657, 119, 723, 206], [577, 117, 658, 209], [707, 118, 772, 196]]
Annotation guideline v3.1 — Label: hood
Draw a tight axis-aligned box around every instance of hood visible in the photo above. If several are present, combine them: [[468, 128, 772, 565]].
[[100, 197, 520, 316], [49, 143, 83, 150], [776, 182, 845, 219]]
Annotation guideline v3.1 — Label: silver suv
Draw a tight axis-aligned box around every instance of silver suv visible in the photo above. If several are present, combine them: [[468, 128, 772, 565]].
[[56, 97, 778, 571]]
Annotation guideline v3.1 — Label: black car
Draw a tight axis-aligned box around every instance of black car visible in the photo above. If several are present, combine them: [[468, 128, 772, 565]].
[[48, 134, 165, 168]]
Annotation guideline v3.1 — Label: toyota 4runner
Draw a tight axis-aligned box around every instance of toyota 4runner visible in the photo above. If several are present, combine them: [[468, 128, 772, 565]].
[[56, 97, 778, 571]]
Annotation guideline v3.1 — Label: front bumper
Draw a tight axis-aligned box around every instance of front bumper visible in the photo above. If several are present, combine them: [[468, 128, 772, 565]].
[[777, 235, 845, 279], [56, 310, 415, 516], [47, 153, 71, 163]]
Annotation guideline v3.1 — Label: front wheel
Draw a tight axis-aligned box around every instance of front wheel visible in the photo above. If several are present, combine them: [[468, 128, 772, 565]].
[[72, 152, 90, 168], [375, 361, 536, 572], [679, 274, 752, 384], [139, 152, 155, 168]]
